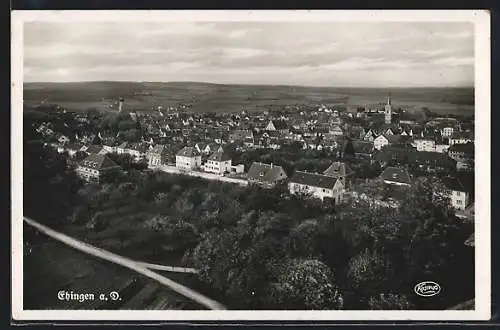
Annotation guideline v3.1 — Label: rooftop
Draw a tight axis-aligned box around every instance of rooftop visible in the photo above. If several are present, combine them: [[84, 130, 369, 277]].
[[380, 166, 412, 185], [290, 171, 339, 190], [80, 153, 118, 170]]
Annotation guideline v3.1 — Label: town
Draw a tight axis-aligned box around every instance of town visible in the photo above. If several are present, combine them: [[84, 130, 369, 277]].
[[29, 94, 475, 220]]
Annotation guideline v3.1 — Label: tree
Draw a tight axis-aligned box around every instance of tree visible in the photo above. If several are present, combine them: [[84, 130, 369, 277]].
[[343, 138, 355, 159], [267, 258, 344, 310], [287, 219, 320, 258], [100, 167, 125, 185], [346, 249, 392, 307], [74, 151, 88, 162], [368, 293, 414, 310], [23, 141, 82, 227]]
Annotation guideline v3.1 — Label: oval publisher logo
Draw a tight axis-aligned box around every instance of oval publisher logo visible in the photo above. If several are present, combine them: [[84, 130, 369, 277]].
[[414, 281, 441, 297]]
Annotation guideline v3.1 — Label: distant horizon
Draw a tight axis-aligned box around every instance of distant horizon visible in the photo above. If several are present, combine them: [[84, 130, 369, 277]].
[[23, 80, 475, 90]]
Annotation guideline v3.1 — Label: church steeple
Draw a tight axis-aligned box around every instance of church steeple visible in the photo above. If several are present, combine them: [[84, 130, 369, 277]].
[[384, 93, 392, 125]]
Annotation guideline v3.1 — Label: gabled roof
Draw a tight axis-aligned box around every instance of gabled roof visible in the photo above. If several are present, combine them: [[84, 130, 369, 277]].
[[80, 153, 118, 170], [451, 131, 474, 140], [269, 120, 288, 130], [323, 162, 354, 178], [176, 146, 200, 158], [290, 171, 340, 190], [85, 145, 104, 154], [441, 177, 469, 193], [149, 144, 168, 154], [229, 129, 253, 139], [208, 150, 231, 162], [386, 135, 402, 143], [380, 166, 412, 185], [448, 142, 474, 154], [247, 162, 287, 183], [352, 140, 375, 154]]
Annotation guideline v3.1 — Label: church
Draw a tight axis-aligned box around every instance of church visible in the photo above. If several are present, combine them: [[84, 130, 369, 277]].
[[385, 95, 392, 125]]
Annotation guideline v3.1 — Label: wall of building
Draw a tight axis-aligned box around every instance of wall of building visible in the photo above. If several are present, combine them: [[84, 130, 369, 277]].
[[374, 137, 388, 150], [414, 139, 436, 152], [204, 159, 232, 175], [176, 155, 202, 170], [289, 182, 343, 203], [450, 190, 470, 211]]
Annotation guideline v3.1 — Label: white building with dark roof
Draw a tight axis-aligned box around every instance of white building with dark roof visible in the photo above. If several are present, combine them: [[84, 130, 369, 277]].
[[441, 177, 472, 211], [204, 150, 232, 175], [175, 146, 202, 170], [449, 132, 474, 146], [247, 162, 287, 188], [323, 161, 355, 188], [289, 171, 344, 203], [147, 144, 170, 168], [76, 153, 120, 183]]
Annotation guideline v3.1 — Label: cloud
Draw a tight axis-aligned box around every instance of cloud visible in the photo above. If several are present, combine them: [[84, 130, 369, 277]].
[[432, 56, 474, 66], [432, 30, 474, 39], [227, 28, 262, 39], [23, 22, 475, 86]]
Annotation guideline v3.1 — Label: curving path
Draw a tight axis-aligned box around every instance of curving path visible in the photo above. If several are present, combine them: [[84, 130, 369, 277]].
[[23, 217, 226, 310]]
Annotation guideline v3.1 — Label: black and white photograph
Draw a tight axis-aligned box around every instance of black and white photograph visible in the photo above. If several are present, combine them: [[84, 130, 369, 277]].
[[12, 10, 491, 321]]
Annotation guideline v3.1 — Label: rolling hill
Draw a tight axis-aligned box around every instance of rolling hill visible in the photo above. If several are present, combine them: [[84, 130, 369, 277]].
[[23, 81, 474, 116]]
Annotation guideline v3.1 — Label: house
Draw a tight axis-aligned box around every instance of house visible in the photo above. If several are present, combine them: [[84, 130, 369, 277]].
[[84, 145, 108, 156], [64, 143, 81, 157], [289, 171, 344, 204], [147, 144, 169, 168], [379, 166, 412, 186], [229, 129, 254, 143], [202, 143, 223, 155], [230, 164, 245, 175], [351, 140, 376, 159], [57, 134, 70, 145], [440, 126, 455, 138], [413, 138, 436, 152], [363, 129, 377, 142], [265, 120, 289, 134], [449, 132, 473, 146], [247, 162, 288, 188], [448, 142, 474, 171], [323, 161, 355, 189], [374, 134, 390, 150], [435, 144, 450, 153], [76, 153, 120, 183], [175, 146, 202, 170], [204, 150, 232, 175], [115, 142, 129, 154], [441, 177, 472, 211], [329, 125, 344, 136]]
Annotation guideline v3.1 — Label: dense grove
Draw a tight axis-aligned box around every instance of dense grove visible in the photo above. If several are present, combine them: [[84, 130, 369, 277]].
[[24, 137, 474, 310]]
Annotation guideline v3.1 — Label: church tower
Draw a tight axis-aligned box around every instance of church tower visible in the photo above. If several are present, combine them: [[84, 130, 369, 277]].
[[384, 94, 392, 124]]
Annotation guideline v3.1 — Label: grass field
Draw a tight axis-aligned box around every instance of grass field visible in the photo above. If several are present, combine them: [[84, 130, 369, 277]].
[[23, 81, 474, 116]]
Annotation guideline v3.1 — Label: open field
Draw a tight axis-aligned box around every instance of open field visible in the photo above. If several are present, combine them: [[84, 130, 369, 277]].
[[23, 81, 474, 116]]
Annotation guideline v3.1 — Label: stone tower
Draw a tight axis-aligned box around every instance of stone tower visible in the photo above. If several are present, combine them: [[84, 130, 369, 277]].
[[384, 94, 392, 125], [118, 97, 124, 112]]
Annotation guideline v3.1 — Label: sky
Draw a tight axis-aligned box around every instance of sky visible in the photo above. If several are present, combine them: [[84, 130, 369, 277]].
[[23, 22, 474, 87]]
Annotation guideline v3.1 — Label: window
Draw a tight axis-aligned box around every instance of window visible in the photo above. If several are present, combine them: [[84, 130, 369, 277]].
[[456, 200, 463, 205]]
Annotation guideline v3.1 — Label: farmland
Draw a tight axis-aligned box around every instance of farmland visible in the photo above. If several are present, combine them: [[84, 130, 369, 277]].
[[23, 81, 474, 116]]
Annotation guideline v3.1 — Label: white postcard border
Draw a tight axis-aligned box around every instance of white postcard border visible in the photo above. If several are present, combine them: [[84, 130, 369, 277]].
[[11, 9, 491, 321]]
